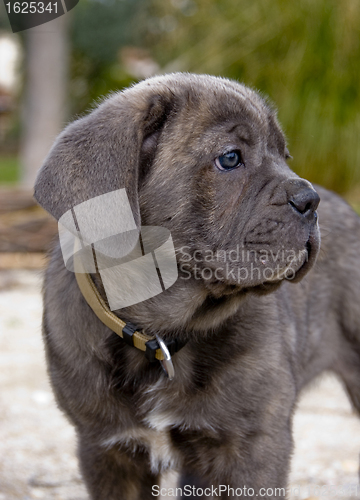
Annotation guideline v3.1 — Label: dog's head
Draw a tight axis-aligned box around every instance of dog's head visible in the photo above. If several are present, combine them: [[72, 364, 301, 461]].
[[34, 73, 320, 298]]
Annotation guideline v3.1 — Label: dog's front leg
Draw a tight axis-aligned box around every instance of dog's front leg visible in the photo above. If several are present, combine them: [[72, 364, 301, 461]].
[[173, 424, 293, 500], [78, 436, 159, 500]]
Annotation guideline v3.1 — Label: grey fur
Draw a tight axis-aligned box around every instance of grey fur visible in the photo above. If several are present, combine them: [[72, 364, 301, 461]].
[[34, 74, 360, 500]]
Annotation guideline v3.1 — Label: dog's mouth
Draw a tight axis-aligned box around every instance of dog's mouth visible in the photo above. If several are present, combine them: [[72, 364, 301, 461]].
[[286, 226, 319, 283], [191, 222, 320, 298], [255, 226, 320, 293], [261, 239, 312, 284], [252, 239, 312, 295]]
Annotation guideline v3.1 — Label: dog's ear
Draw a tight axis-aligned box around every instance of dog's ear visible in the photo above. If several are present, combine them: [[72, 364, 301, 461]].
[[34, 84, 175, 227]]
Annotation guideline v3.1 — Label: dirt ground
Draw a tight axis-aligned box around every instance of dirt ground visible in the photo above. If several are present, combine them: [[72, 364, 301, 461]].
[[0, 269, 359, 500]]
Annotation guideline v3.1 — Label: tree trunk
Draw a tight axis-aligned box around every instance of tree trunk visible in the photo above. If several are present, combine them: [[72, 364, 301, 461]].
[[20, 14, 69, 189]]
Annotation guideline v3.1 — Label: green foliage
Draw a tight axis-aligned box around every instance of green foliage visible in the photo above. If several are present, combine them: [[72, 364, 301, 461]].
[[147, 0, 360, 193], [70, 0, 360, 193], [70, 0, 148, 114], [0, 1, 11, 30], [72, 0, 146, 63], [0, 156, 19, 184]]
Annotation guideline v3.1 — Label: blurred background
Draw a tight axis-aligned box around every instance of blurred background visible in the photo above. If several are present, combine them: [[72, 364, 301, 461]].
[[1, 1, 360, 499], [1, 0, 360, 258], [1, 0, 360, 194]]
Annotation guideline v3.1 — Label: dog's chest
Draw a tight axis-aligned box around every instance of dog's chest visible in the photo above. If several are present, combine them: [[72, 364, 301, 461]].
[[102, 411, 180, 474]]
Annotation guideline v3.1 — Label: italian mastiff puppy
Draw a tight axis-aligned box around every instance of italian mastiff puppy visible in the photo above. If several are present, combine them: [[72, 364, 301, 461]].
[[34, 73, 360, 499]]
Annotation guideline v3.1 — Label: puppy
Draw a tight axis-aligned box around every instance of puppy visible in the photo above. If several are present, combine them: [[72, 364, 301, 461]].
[[34, 73, 360, 499]]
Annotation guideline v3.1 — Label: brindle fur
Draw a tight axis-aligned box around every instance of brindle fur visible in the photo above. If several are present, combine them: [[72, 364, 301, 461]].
[[34, 74, 360, 499]]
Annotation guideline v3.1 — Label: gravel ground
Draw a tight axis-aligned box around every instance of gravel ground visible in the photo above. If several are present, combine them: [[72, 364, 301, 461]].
[[0, 270, 359, 500]]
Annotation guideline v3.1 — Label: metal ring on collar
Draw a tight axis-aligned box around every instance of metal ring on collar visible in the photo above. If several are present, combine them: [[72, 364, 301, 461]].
[[156, 335, 175, 380]]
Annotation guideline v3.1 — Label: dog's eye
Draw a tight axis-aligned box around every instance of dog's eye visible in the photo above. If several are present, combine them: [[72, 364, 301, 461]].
[[215, 150, 244, 171]]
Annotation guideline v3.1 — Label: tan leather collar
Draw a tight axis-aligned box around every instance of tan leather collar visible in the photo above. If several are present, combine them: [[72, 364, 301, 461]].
[[75, 270, 167, 361], [74, 268, 187, 372]]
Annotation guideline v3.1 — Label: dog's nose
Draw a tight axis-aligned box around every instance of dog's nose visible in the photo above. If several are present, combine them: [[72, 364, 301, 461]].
[[289, 187, 320, 218]]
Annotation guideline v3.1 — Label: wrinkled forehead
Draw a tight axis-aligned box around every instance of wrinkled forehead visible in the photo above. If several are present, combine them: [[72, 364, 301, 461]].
[[138, 73, 270, 120], [201, 81, 269, 130], [199, 78, 286, 154], [187, 77, 285, 153], [136, 74, 286, 153]]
